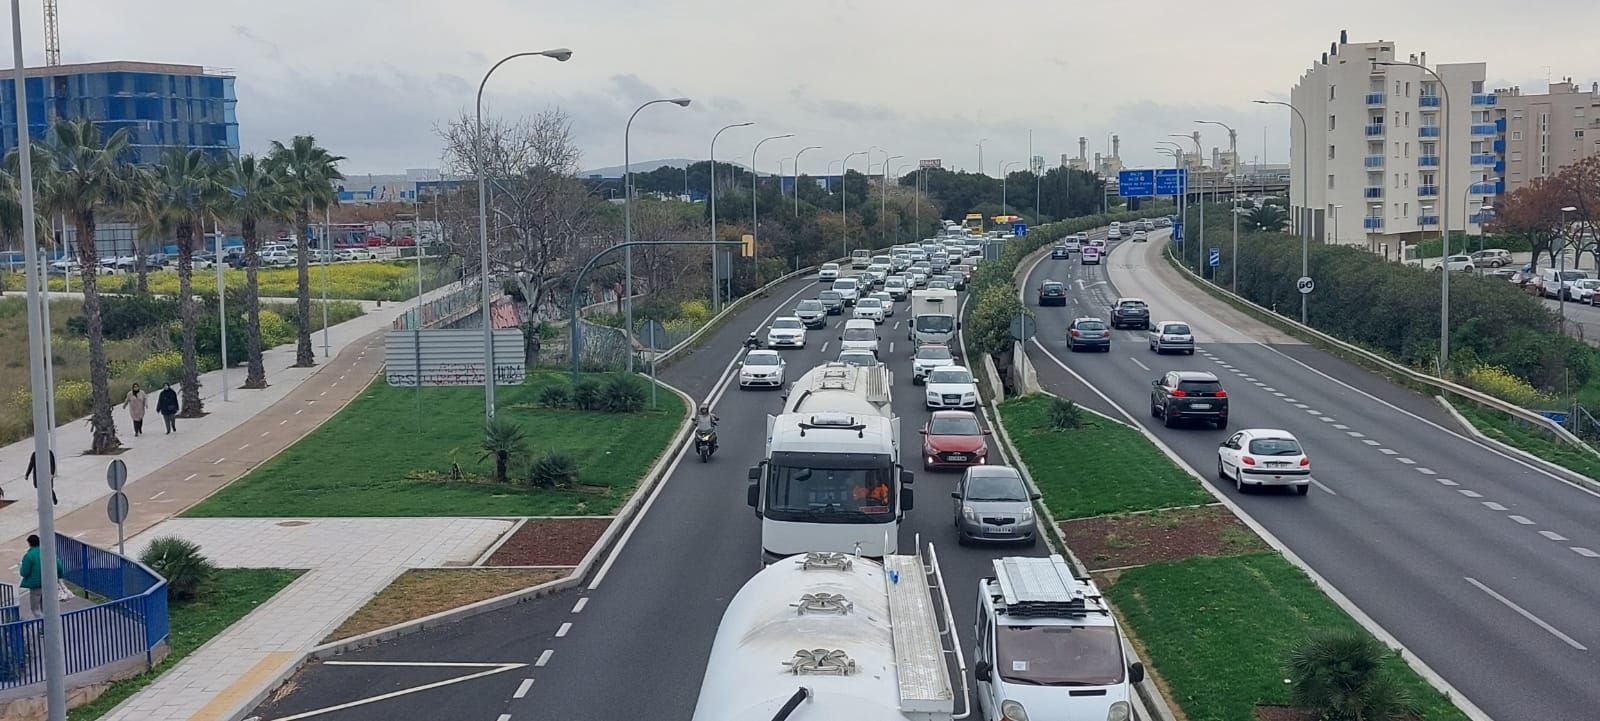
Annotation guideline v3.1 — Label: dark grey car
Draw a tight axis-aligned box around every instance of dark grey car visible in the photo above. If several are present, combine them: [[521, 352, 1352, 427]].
[[818, 290, 845, 315], [794, 299, 828, 328], [1150, 370, 1229, 429], [952, 466, 1039, 546]]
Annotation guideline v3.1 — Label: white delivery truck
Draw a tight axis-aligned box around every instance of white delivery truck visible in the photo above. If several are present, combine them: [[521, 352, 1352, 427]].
[[908, 288, 959, 346], [748, 363, 912, 561], [690, 546, 968, 721]]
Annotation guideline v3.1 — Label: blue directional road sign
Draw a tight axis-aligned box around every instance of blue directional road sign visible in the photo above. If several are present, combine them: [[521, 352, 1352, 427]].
[[1117, 170, 1154, 197], [1209, 248, 1220, 267], [1013, 223, 1028, 237], [1172, 221, 1184, 242], [1154, 168, 1187, 196]]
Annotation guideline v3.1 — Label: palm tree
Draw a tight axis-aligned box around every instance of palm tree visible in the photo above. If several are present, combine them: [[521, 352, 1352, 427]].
[[479, 417, 529, 484], [36, 119, 140, 453], [221, 153, 293, 388], [0, 149, 57, 293], [141, 148, 227, 417], [1243, 204, 1290, 233], [265, 136, 344, 368]]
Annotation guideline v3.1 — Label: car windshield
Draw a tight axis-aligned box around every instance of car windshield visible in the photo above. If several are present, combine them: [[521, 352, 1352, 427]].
[[917, 347, 953, 360], [996, 625, 1125, 686], [1118, 301, 1147, 309], [965, 472, 1027, 501], [1248, 437, 1303, 456], [928, 368, 972, 385], [1560, 271, 1586, 281], [929, 416, 981, 435], [745, 355, 780, 366], [822, 264, 839, 270], [857, 299, 881, 308], [834, 279, 857, 289], [797, 300, 823, 311], [1076, 321, 1105, 331], [1162, 323, 1191, 334], [772, 319, 803, 330], [820, 291, 841, 301], [843, 328, 876, 341], [919, 316, 955, 332]]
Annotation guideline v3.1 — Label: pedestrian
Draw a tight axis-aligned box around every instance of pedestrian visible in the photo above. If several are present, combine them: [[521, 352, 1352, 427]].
[[123, 383, 148, 437], [157, 383, 179, 434], [23, 449, 56, 505], [19, 535, 62, 619]]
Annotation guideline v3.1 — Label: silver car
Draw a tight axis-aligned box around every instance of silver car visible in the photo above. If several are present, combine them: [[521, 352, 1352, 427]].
[[952, 466, 1039, 546], [1147, 320, 1195, 355]]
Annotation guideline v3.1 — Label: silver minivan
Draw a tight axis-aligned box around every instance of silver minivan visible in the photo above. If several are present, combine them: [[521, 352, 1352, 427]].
[[839, 318, 880, 356]]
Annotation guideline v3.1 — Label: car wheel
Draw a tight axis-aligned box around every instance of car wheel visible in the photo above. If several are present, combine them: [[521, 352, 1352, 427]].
[[955, 529, 970, 546], [1186, 349, 1195, 355], [1295, 484, 1310, 496], [1102, 345, 1111, 353], [1150, 402, 1161, 418], [1236, 470, 1247, 493], [1024, 534, 1038, 549], [1217, 458, 1229, 481], [1162, 408, 1176, 428]]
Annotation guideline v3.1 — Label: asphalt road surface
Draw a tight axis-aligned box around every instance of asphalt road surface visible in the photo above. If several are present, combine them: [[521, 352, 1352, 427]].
[[1023, 231, 1600, 721], [250, 262, 1043, 721]]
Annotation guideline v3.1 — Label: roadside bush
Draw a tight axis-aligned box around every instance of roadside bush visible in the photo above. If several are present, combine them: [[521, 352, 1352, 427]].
[[1048, 397, 1084, 429], [272, 300, 365, 333], [538, 384, 571, 408], [68, 294, 179, 340], [600, 374, 647, 413], [479, 417, 530, 484], [967, 284, 1028, 357], [526, 451, 579, 489], [134, 351, 185, 389], [677, 299, 711, 324], [258, 309, 294, 347], [571, 379, 604, 411], [1462, 363, 1554, 408], [1287, 631, 1414, 721], [139, 537, 217, 601]]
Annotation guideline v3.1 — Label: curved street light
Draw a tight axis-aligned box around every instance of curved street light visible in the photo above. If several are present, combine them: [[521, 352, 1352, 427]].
[[1198, 119, 1241, 291], [882, 154, 904, 245], [793, 145, 823, 216], [1253, 99, 1311, 326], [841, 150, 868, 257], [623, 97, 692, 370], [709, 121, 754, 312], [752, 133, 795, 282], [999, 160, 1020, 216]]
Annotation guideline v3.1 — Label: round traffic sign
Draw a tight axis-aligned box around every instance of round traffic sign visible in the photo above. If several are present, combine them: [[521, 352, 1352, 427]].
[[106, 491, 129, 525], [1296, 276, 1315, 295], [637, 319, 667, 350], [106, 459, 128, 491], [1009, 314, 1038, 342]]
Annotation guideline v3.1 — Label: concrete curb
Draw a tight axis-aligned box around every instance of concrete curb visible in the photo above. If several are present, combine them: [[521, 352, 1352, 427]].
[[471, 517, 528, 566], [1434, 395, 1600, 494]]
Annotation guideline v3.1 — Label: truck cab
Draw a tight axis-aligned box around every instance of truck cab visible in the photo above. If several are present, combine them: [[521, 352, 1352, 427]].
[[851, 249, 873, 269], [909, 288, 959, 346]]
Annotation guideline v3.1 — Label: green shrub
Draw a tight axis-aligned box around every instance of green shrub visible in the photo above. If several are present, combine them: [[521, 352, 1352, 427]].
[[138, 537, 217, 601], [600, 374, 646, 413], [572, 379, 603, 411], [134, 351, 185, 389], [538, 384, 571, 408], [1461, 363, 1553, 408], [968, 284, 1028, 357], [526, 451, 579, 488], [1048, 397, 1084, 429], [258, 309, 294, 347], [272, 300, 365, 333], [478, 417, 529, 484], [1288, 631, 1414, 721], [67, 295, 179, 340], [677, 299, 712, 324]]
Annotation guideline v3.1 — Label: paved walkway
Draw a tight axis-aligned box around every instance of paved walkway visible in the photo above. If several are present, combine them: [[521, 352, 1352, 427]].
[[0, 284, 468, 573], [104, 517, 513, 721]]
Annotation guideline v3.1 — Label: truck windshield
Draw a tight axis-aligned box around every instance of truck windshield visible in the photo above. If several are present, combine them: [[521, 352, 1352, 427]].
[[766, 455, 896, 522], [843, 328, 876, 341], [917, 316, 955, 333], [997, 625, 1125, 686]]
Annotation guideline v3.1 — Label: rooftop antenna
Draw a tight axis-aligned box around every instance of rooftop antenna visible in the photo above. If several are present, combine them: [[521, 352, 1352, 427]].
[[43, 0, 61, 66]]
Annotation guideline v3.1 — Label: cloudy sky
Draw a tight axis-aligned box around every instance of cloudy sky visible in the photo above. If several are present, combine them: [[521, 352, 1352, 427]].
[[18, 0, 1598, 175]]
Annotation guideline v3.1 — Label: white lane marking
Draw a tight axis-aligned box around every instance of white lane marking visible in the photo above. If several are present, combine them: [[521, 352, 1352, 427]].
[[1332, 423, 1350, 430], [1362, 439, 1381, 446], [332, 381, 339, 388], [513, 678, 534, 698], [212, 457, 226, 465], [555, 622, 572, 638], [1396, 457, 1416, 465], [1272, 392, 1287, 397], [1318, 417, 1337, 423], [280, 419, 289, 425], [535, 649, 554, 667], [260, 431, 270, 437], [1572, 547, 1599, 558], [150, 490, 166, 500], [1417, 468, 1436, 475], [1292, 403, 1309, 409], [1459, 489, 1484, 498], [1128, 356, 1150, 371], [1539, 530, 1569, 541], [1464, 577, 1588, 651], [320, 390, 327, 396], [271, 663, 527, 721], [1346, 431, 1365, 438], [497, 715, 511, 721], [1437, 478, 1460, 486], [1253, 381, 1266, 386], [820, 342, 829, 353], [1508, 515, 1535, 525], [893, 321, 900, 329], [1262, 387, 1277, 392], [888, 342, 894, 354], [239, 443, 250, 451], [1378, 448, 1398, 455], [1482, 501, 1508, 511], [183, 473, 197, 481], [1305, 409, 1321, 415], [1283, 398, 1299, 403], [1311, 478, 1338, 496], [295, 409, 303, 415], [571, 597, 588, 614], [1243, 376, 1258, 382]]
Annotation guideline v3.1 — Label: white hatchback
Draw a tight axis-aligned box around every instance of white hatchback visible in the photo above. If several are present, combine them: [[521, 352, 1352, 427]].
[[852, 297, 887, 324], [925, 365, 978, 409], [1217, 429, 1311, 495]]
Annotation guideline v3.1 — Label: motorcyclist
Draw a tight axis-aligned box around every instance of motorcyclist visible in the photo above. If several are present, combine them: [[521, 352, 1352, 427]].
[[744, 332, 762, 350], [695, 405, 720, 443]]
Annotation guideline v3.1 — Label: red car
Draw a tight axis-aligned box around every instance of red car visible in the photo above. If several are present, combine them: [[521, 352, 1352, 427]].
[[920, 410, 991, 471]]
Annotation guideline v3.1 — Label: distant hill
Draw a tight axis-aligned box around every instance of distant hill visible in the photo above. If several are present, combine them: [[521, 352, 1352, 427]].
[[581, 158, 749, 178]]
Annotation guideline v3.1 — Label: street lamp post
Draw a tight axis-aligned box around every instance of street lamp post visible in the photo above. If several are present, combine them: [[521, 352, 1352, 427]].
[[1170, 133, 1205, 270], [623, 97, 693, 372], [881, 154, 903, 246], [709, 121, 753, 313], [1198, 120, 1241, 291], [475, 47, 571, 423], [893, 162, 915, 243], [752, 133, 794, 283], [841, 150, 867, 258], [792, 145, 822, 216], [1252, 99, 1310, 324], [1000, 161, 1019, 217], [1159, 141, 1187, 265]]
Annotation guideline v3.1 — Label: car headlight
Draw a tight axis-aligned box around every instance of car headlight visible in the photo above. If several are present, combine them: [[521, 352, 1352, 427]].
[[926, 391, 939, 400], [962, 505, 978, 521], [1020, 505, 1034, 522], [1107, 700, 1131, 721], [962, 392, 977, 400], [1000, 700, 1029, 721]]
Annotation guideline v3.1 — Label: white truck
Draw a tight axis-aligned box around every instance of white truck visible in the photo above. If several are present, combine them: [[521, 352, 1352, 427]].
[[748, 363, 913, 561], [908, 288, 959, 346], [690, 546, 969, 721]]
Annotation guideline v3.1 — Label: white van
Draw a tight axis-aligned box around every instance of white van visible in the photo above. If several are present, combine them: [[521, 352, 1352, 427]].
[[831, 277, 861, 305], [1081, 246, 1102, 265], [1538, 268, 1590, 300], [839, 318, 881, 356]]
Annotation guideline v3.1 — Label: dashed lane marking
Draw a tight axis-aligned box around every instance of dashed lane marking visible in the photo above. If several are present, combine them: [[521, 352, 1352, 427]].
[[571, 598, 588, 614], [1482, 501, 1508, 511], [184, 473, 197, 481], [1396, 457, 1416, 464], [1378, 448, 1398, 455], [213, 457, 226, 465], [555, 622, 571, 638], [1539, 530, 1569, 541], [535, 650, 554, 667], [1509, 515, 1535, 525], [1310, 479, 1338, 496], [1417, 468, 1436, 475], [1465, 577, 1588, 651], [1362, 439, 1381, 446], [1459, 489, 1484, 498], [1128, 356, 1150, 371], [1572, 547, 1599, 558], [1437, 478, 1459, 486], [513, 678, 534, 699]]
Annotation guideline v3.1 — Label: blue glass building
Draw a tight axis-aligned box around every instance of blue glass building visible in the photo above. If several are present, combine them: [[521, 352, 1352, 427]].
[[0, 61, 238, 164]]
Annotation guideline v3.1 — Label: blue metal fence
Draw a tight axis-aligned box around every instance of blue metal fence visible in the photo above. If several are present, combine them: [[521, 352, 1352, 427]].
[[0, 535, 167, 689]]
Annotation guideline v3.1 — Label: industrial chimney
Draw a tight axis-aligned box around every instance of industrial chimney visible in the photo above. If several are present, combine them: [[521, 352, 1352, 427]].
[[1112, 135, 1120, 158], [1078, 136, 1088, 161]]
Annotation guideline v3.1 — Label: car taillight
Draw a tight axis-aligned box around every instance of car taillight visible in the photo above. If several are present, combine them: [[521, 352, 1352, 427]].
[[1300, 457, 1311, 466], [1070, 329, 1080, 337], [1215, 390, 1227, 398], [1170, 389, 1186, 397], [1242, 456, 1256, 466]]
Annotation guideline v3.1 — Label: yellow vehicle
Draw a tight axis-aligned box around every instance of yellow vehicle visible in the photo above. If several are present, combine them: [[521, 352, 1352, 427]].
[[962, 212, 984, 234]]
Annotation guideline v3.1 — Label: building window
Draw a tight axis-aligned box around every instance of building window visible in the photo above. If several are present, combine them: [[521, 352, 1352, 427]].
[[1404, 111, 1410, 126], [1512, 130, 1523, 141], [1329, 114, 1336, 131], [1328, 145, 1336, 160], [1579, 130, 1587, 139], [1405, 81, 1411, 97], [1512, 172, 1522, 180], [1472, 80, 1484, 93], [1513, 110, 1524, 119], [1578, 108, 1587, 118], [1328, 174, 1336, 190], [1330, 85, 1336, 101], [1404, 202, 1410, 216], [1404, 142, 1410, 157]]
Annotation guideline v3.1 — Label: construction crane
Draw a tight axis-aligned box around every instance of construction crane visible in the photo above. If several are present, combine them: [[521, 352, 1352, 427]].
[[43, 0, 60, 66]]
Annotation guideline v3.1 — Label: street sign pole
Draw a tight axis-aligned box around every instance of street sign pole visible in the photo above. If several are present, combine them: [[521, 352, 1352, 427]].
[[106, 460, 129, 556]]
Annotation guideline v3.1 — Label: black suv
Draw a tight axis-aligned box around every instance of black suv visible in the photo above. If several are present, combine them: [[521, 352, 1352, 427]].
[[1051, 244, 1070, 259], [1110, 298, 1151, 330], [1150, 371, 1228, 429], [1037, 280, 1067, 306]]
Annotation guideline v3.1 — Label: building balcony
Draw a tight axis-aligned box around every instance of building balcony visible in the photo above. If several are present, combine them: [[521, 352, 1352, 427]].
[[1471, 93, 1497, 106], [1366, 92, 1386, 106], [1469, 182, 1500, 194], [1417, 185, 1439, 197], [1420, 95, 1442, 108], [1364, 217, 1384, 230], [1419, 154, 1440, 167], [1420, 214, 1440, 226], [1495, 117, 1507, 132], [1471, 124, 1497, 136], [1471, 154, 1497, 166], [1494, 160, 1505, 174], [1492, 139, 1505, 153], [1364, 187, 1385, 199], [1470, 212, 1493, 225], [1365, 124, 1386, 137], [1364, 155, 1386, 168], [1419, 126, 1441, 138]]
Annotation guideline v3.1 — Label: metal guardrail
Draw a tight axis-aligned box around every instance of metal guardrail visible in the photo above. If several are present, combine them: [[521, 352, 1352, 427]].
[[1164, 246, 1600, 458], [0, 535, 168, 688]]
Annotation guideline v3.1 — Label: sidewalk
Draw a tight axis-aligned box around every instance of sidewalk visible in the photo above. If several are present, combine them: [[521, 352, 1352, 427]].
[[0, 283, 467, 573]]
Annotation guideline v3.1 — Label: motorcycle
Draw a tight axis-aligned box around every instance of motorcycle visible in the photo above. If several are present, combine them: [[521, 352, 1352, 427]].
[[743, 333, 763, 350], [695, 429, 718, 462]]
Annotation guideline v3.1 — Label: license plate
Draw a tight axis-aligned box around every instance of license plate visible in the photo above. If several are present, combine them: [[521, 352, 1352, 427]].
[[946, 454, 967, 461], [989, 527, 1012, 534], [1267, 462, 1289, 468], [1190, 403, 1211, 410]]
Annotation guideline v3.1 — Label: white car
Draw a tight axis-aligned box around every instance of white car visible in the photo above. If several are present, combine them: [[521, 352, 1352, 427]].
[[908, 269, 929, 287], [1131, 230, 1148, 242], [1572, 279, 1600, 304], [1433, 255, 1474, 272], [839, 318, 880, 356], [831, 277, 861, 305], [868, 291, 895, 316], [818, 262, 840, 282], [765, 317, 807, 349], [911, 343, 956, 384], [1217, 429, 1311, 495], [925, 365, 978, 409], [884, 277, 910, 301], [853, 297, 887, 324], [836, 349, 881, 367], [738, 350, 786, 389]]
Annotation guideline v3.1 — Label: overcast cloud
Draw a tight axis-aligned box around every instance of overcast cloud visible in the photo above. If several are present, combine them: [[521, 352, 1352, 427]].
[[14, 0, 1598, 174]]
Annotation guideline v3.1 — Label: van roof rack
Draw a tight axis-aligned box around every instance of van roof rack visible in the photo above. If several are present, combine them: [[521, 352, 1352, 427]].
[[990, 556, 1109, 619]]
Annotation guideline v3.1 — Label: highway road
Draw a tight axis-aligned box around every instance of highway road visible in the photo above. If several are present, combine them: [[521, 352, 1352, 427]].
[[1022, 231, 1600, 721], [250, 263, 1044, 720]]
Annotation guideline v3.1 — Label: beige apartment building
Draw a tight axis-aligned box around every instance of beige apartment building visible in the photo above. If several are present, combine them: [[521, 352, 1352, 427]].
[[1495, 80, 1600, 195]]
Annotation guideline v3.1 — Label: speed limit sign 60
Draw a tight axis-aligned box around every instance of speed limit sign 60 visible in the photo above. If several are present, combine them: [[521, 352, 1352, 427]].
[[1296, 276, 1315, 295]]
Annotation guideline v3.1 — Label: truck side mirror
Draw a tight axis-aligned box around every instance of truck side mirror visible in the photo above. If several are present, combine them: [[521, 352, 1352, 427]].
[[951, 491, 961, 499], [748, 465, 760, 481], [901, 469, 914, 486], [974, 661, 992, 682], [902, 487, 915, 512], [746, 483, 759, 509], [1129, 662, 1145, 684]]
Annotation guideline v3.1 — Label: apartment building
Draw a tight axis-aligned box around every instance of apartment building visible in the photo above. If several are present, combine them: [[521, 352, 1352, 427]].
[[1289, 37, 1488, 252], [1495, 79, 1600, 195]]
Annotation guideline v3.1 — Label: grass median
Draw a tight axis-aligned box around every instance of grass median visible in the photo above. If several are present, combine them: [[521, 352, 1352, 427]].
[[1447, 397, 1600, 480], [71, 568, 302, 721], [1104, 553, 1468, 721], [184, 371, 685, 518], [998, 394, 1211, 518]]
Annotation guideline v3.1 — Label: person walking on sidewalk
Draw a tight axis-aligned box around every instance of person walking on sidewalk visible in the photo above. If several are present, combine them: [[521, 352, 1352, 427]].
[[23, 450, 56, 505], [157, 383, 180, 434], [124, 383, 148, 437], [19, 534, 63, 619]]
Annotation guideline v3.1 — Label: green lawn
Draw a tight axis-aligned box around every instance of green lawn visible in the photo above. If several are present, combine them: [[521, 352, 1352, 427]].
[[70, 568, 302, 721], [1105, 553, 1468, 721], [1449, 398, 1600, 481], [184, 371, 685, 518], [999, 395, 1212, 518]]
